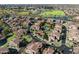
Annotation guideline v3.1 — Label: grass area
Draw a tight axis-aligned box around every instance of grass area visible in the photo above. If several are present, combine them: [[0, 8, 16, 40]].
[[0, 9, 30, 16], [1, 33, 16, 48], [53, 40, 62, 47], [65, 40, 73, 48], [7, 33, 16, 42], [0, 9, 12, 15], [39, 10, 65, 17], [16, 11, 30, 16], [23, 35, 32, 42]]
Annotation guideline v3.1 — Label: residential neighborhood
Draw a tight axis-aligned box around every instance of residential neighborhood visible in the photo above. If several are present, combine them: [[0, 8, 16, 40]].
[[0, 4, 79, 54]]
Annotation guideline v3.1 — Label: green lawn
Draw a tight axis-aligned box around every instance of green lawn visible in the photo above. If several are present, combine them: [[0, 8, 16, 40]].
[[53, 40, 62, 47], [7, 34, 16, 42], [1, 33, 16, 48], [23, 35, 32, 42], [65, 40, 73, 48], [17, 11, 30, 16], [39, 10, 65, 17]]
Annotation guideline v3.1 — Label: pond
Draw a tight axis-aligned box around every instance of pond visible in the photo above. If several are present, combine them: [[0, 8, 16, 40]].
[[0, 38, 7, 46], [58, 25, 73, 54]]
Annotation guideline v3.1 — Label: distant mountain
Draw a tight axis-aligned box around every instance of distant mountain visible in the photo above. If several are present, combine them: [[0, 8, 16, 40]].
[[0, 4, 79, 9]]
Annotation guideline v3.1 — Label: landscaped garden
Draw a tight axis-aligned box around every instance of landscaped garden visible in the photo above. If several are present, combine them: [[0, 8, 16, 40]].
[[39, 10, 65, 17]]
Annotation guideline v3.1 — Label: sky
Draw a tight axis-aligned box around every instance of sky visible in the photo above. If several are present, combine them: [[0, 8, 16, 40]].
[[0, 0, 79, 4]]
